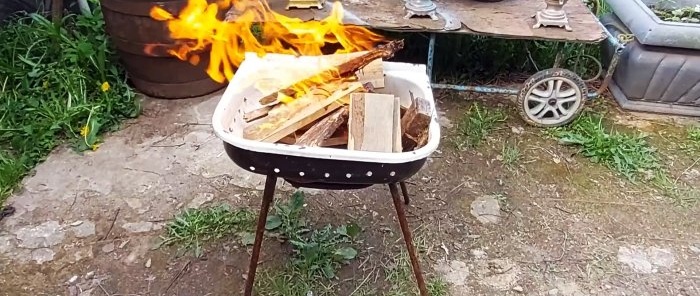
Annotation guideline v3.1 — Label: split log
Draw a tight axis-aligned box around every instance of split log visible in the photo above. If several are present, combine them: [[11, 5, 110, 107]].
[[296, 107, 349, 147], [244, 82, 363, 142], [400, 92, 431, 151], [348, 93, 398, 153], [356, 58, 384, 88], [320, 134, 348, 147], [259, 40, 404, 105]]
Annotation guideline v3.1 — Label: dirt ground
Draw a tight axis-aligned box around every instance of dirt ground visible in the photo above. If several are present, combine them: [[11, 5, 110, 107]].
[[0, 89, 699, 296]]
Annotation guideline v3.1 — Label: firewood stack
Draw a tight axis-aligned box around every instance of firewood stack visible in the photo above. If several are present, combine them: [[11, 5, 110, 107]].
[[241, 40, 431, 153]]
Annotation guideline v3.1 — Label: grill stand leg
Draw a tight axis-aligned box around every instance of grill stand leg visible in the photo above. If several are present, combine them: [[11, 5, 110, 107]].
[[399, 181, 410, 205], [244, 175, 277, 296], [389, 183, 428, 296]]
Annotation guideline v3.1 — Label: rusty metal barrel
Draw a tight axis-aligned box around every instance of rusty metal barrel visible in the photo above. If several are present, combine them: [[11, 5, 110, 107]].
[[100, 0, 227, 99]]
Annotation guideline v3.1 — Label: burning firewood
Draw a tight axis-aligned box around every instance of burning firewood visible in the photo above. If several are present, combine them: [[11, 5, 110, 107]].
[[258, 40, 404, 106], [243, 82, 363, 142]]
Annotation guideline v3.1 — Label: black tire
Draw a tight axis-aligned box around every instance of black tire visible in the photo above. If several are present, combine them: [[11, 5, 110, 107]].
[[516, 68, 587, 128]]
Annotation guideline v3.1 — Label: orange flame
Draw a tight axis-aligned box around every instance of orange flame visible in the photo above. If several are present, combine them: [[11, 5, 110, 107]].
[[149, 0, 385, 86]]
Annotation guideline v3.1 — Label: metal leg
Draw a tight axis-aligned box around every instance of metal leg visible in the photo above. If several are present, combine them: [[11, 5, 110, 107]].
[[244, 175, 277, 296], [389, 183, 428, 296], [597, 47, 623, 95], [399, 181, 410, 205], [427, 33, 436, 82]]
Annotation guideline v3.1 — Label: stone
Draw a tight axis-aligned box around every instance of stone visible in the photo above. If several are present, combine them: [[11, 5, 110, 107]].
[[434, 259, 469, 286], [512, 285, 524, 293], [0, 235, 14, 254], [480, 259, 520, 291], [511, 126, 525, 135], [470, 195, 501, 224], [617, 245, 675, 274], [187, 192, 214, 209], [71, 221, 96, 238], [471, 249, 487, 259], [68, 275, 79, 284], [101, 242, 115, 253], [617, 246, 653, 274], [647, 247, 675, 268], [145, 258, 152, 268], [121, 222, 158, 233], [556, 282, 585, 296], [548, 288, 559, 295], [437, 111, 454, 129], [31, 248, 55, 264], [85, 271, 95, 279], [14, 221, 65, 249], [689, 244, 700, 254]]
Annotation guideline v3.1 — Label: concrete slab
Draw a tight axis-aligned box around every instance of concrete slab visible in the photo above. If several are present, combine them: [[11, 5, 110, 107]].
[[0, 91, 269, 265]]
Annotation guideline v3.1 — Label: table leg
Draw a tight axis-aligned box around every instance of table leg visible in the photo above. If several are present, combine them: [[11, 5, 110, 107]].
[[427, 33, 436, 82], [244, 175, 277, 296], [389, 183, 428, 296]]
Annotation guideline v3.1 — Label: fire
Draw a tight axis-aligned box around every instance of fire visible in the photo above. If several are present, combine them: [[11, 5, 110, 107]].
[[149, 0, 385, 88]]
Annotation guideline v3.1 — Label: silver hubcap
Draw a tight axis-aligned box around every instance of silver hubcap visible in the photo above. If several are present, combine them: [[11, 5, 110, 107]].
[[524, 77, 582, 125]]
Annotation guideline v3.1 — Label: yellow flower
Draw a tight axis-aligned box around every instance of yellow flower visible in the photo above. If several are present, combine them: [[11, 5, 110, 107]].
[[91, 143, 101, 151], [80, 125, 90, 137], [101, 82, 110, 92]]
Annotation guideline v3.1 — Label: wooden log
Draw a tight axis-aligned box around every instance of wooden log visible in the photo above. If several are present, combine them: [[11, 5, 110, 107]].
[[400, 93, 431, 151], [348, 93, 397, 152], [244, 82, 363, 142], [259, 40, 404, 105], [296, 107, 349, 147]]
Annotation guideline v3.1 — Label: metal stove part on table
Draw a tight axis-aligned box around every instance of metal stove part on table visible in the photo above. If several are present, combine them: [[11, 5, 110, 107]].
[[212, 56, 441, 296], [404, 0, 439, 21], [533, 0, 573, 32]]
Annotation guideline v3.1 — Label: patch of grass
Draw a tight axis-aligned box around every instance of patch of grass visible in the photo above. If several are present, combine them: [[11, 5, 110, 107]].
[[550, 113, 661, 181], [385, 250, 448, 296], [500, 143, 521, 168], [160, 204, 255, 257], [256, 191, 363, 295], [0, 6, 140, 206], [456, 103, 507, 149], [266, 191, 361, 279], [550, 113, 700, 205], [681, 126, 700, 155]]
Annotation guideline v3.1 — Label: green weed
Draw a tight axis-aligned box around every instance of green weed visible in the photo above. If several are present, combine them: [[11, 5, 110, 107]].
[[681, 126, 700, 155], [456, 103, 507, 149], [0, 6, 140, 206], [500, 143, 521, 167], [160, 204, 255, 257], [266, 191, 361, 279], [550, 113, 660, 181]]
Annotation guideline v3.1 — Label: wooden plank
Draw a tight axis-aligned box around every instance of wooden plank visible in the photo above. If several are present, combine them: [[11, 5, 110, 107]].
[[296, 107, 349, 147], [244, 105, 273, 122], [348, 93, 396, 152], [392, 96, 402, 153], [356, 58, 384, 88], [244, 82, 363, 142]]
